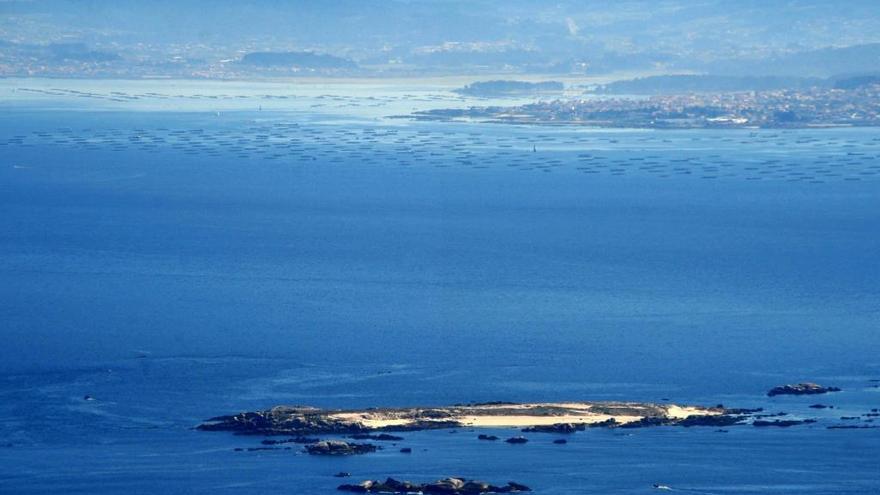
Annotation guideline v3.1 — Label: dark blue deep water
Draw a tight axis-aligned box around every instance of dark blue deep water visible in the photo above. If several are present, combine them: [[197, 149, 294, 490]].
[[1, 94, 879, 494]]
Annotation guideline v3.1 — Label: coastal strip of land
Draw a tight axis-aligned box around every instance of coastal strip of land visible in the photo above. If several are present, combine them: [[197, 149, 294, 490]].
[[403, 83, 880, 129]]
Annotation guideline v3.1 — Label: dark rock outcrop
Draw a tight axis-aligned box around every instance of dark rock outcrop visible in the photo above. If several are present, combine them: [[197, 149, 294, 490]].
[[197, 406, 463, 436], [338, 477, 530, 494], [767, 383, 841, 397], [677, 414, 746, 427], [618, 417, 676, 428], [505, 482, 531, 492], [198, 408, 369, 435], [752, 419, 817, 427], [385, 420, 464, 432], [586, 418, 619, 428], [505, 436, 529, 444], [521, 423, 584, 434], [477, 434, 499, 441], [304, 441, 377, 456], [198, 411, 277, 433]]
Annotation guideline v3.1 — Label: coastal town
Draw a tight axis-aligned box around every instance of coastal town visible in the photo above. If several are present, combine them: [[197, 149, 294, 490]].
[[412, 82, 880, 129]]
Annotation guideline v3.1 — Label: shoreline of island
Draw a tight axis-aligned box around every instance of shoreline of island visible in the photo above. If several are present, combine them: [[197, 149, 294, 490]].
[[197, 383, 855, 437], [197, 400, 749, 436]]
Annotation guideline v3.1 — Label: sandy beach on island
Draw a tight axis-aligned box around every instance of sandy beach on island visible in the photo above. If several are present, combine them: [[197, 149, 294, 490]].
[[325, 402, 722, 429]]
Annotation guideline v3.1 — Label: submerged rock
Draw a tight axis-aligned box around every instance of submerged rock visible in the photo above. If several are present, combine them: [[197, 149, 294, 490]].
[[767, 383, 841, 397], [505, 436, 529, 444], [477, 434, 499, 441]]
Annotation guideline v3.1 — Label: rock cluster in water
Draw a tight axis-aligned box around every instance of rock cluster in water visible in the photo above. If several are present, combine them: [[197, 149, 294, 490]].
[[767, 383, 841, 397], [521, 423, 584, 433], [304, 440, 377, 455], [338, 477, 531, 493], [753, 419, 817, 427]]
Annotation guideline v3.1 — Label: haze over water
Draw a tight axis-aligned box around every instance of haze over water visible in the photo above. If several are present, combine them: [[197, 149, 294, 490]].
[[1, 80, 879, 493]]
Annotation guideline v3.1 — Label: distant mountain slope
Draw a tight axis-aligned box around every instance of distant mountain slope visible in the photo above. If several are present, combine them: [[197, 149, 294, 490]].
[[239, 52, 356, 69], [454, 80, 564, 97], [2, 1, 880, 78], [710, 43, 880, 78], [593, 75, 826, 95]]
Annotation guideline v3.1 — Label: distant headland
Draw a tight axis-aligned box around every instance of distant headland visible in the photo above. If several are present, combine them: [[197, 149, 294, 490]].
[[453, 80, 565, 98]]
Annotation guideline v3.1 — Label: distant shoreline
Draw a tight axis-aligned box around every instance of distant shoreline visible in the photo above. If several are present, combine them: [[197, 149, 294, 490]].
[[397, 113, 869, 130], [0, 73, 648, 87], [403, 83, 880, 129]]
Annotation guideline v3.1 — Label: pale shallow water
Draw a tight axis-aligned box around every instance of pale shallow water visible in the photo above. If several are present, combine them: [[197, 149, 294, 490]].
[[0, 82, 879, 493]]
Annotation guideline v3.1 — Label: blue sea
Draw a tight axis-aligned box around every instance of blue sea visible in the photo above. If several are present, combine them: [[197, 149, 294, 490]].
[[1, 79, 879, 494]]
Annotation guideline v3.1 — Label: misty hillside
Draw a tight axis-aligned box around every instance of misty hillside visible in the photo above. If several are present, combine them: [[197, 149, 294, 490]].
[[2, 0, 879, 78]]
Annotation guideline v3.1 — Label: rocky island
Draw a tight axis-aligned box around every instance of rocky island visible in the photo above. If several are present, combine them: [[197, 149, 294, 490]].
[[767, 383, 842, 397], [453, 80, 565, 97], [198, 397, 869, 494], [198, 401, 735, 436], [304, 440, 378, 456]]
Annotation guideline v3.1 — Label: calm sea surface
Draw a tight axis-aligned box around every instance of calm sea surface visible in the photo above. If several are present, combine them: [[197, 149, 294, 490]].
[[0, 80, 878, 494]]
